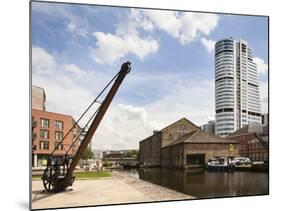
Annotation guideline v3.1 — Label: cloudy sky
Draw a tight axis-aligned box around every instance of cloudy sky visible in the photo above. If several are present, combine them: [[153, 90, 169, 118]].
[[31, 2, 268, 150]]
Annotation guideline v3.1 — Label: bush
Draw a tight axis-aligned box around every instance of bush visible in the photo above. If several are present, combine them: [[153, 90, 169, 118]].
[[103, 161, 113, 167]]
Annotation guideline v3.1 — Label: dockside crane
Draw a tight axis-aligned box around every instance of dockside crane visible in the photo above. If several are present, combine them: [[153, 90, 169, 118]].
[[41, 62, 131, 193]]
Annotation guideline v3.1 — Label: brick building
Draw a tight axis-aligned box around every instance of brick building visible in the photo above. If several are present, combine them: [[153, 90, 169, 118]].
[[227, 123, 268, 161], [139, 118, 239, 169], [32, 109, 81, 167], [161, 130, 239, 168], [32, 109, 82, 167], [31, 85, 82, 167], [139, 118, 199, 167]]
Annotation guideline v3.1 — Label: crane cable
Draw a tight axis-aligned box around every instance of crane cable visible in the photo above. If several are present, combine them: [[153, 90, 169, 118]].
[[49, 69, 122, 157], [65, 105, 101, 155]]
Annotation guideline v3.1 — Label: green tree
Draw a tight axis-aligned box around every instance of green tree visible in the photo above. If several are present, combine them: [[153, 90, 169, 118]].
[[82, 147, 94, 160], [125, 150, 138, 158]]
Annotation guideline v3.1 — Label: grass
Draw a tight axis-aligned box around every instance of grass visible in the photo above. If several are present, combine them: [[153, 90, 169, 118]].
[[74, 171, 112, 179], [32, 171, 112, 180]]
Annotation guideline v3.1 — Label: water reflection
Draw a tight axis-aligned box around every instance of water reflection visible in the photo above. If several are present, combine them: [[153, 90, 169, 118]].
[[124, 168, 268, 198]]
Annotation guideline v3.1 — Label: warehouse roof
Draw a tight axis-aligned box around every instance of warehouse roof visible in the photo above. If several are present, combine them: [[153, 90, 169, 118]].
[[160, 117, 200, 132], [139, 117, 199, 144], [163, 129, 238, 148], [227, 123, 263, 137]]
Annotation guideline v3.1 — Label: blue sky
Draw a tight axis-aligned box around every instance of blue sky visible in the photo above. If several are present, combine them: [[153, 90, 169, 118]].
[[32, 1, 268, 150]]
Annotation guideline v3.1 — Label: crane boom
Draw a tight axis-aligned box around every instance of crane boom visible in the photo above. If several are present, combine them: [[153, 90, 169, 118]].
[[41, 62, 131, 192]]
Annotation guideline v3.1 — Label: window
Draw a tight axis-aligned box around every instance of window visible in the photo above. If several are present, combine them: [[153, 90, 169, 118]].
[[40, 130, 49, 139], [40, 141, 49, 150], [54, 120, 63, 130], [55, 141, 64, 150], [55, 131, 63, 141], [241, 44, 247, 53], [40, 118, 49, 128], [216, 108, 234, 113], [186, 154, 205, 165]]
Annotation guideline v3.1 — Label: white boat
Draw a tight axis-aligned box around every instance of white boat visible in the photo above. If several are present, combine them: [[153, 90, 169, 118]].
[[207, 156, 235, 171], [231, 157, 251, 167]]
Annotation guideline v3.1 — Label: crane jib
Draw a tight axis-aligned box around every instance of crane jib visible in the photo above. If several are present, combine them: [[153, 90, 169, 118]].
[[41, 62, 131, 193]]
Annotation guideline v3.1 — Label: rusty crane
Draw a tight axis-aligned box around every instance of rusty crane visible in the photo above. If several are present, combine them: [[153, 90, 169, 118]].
[[41, 62, 131, 192]]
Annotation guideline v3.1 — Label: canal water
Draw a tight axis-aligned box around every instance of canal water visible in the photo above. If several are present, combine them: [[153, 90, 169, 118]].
[[123, 168, 269, 198]]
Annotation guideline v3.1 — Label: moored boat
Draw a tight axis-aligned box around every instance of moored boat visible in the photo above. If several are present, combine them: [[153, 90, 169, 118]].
[[207, 156, 235, 171]]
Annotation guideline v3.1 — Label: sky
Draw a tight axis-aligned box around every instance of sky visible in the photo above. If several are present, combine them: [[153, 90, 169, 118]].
[[31, 1, 269, 150]]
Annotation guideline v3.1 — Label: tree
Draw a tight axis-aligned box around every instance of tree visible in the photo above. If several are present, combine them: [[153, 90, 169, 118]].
[[81, 147, 94, 160], [125, 150, 138, 158]]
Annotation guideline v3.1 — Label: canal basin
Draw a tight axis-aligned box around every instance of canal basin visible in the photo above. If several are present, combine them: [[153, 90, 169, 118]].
[[123, 168, 269, 198]]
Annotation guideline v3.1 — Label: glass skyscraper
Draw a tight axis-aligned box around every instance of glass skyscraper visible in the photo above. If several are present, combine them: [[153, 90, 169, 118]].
[[215, 38, 262, 137]]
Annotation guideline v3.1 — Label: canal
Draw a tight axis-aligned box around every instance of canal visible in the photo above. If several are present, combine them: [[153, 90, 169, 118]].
[[123, 168, 269, 198]]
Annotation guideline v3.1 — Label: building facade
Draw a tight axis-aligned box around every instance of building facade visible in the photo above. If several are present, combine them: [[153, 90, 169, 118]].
[[227, 123, 268, 162], [161, 130, 239, 169], [32, 109, 81, 167], [32, 85, 46, 111], [139, 118, 239, 169], [201, 120, 216, 135], [139, 118, 199, 167], [139, 131, 162, 167], [215, 38, 262, 137]]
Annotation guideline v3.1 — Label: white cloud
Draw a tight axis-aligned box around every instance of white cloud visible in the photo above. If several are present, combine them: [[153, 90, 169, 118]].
[[33, 47, 87, 78], [115, 9, 154, 36], [90, 9, 159, 65], [141, 10, 181, 39], [178, 13, 219, 44], [140, 10, 219, 45], [145, 79, 215, 127], [259, 81, 268, 113], [67, 21, 77, 32], [200, 37, 216, 53], [32, 46, 56, 75], [64, 64, 87, 77], [129, 9, 154, 32], [32, 46, 93, 118], [91, 32, 159, 65], [90, 9, 219, 65], [93, 104, 160, 150], [253, 57, 268, 75], [252, 58, 268, 113], [94, 76, 217, 149]]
